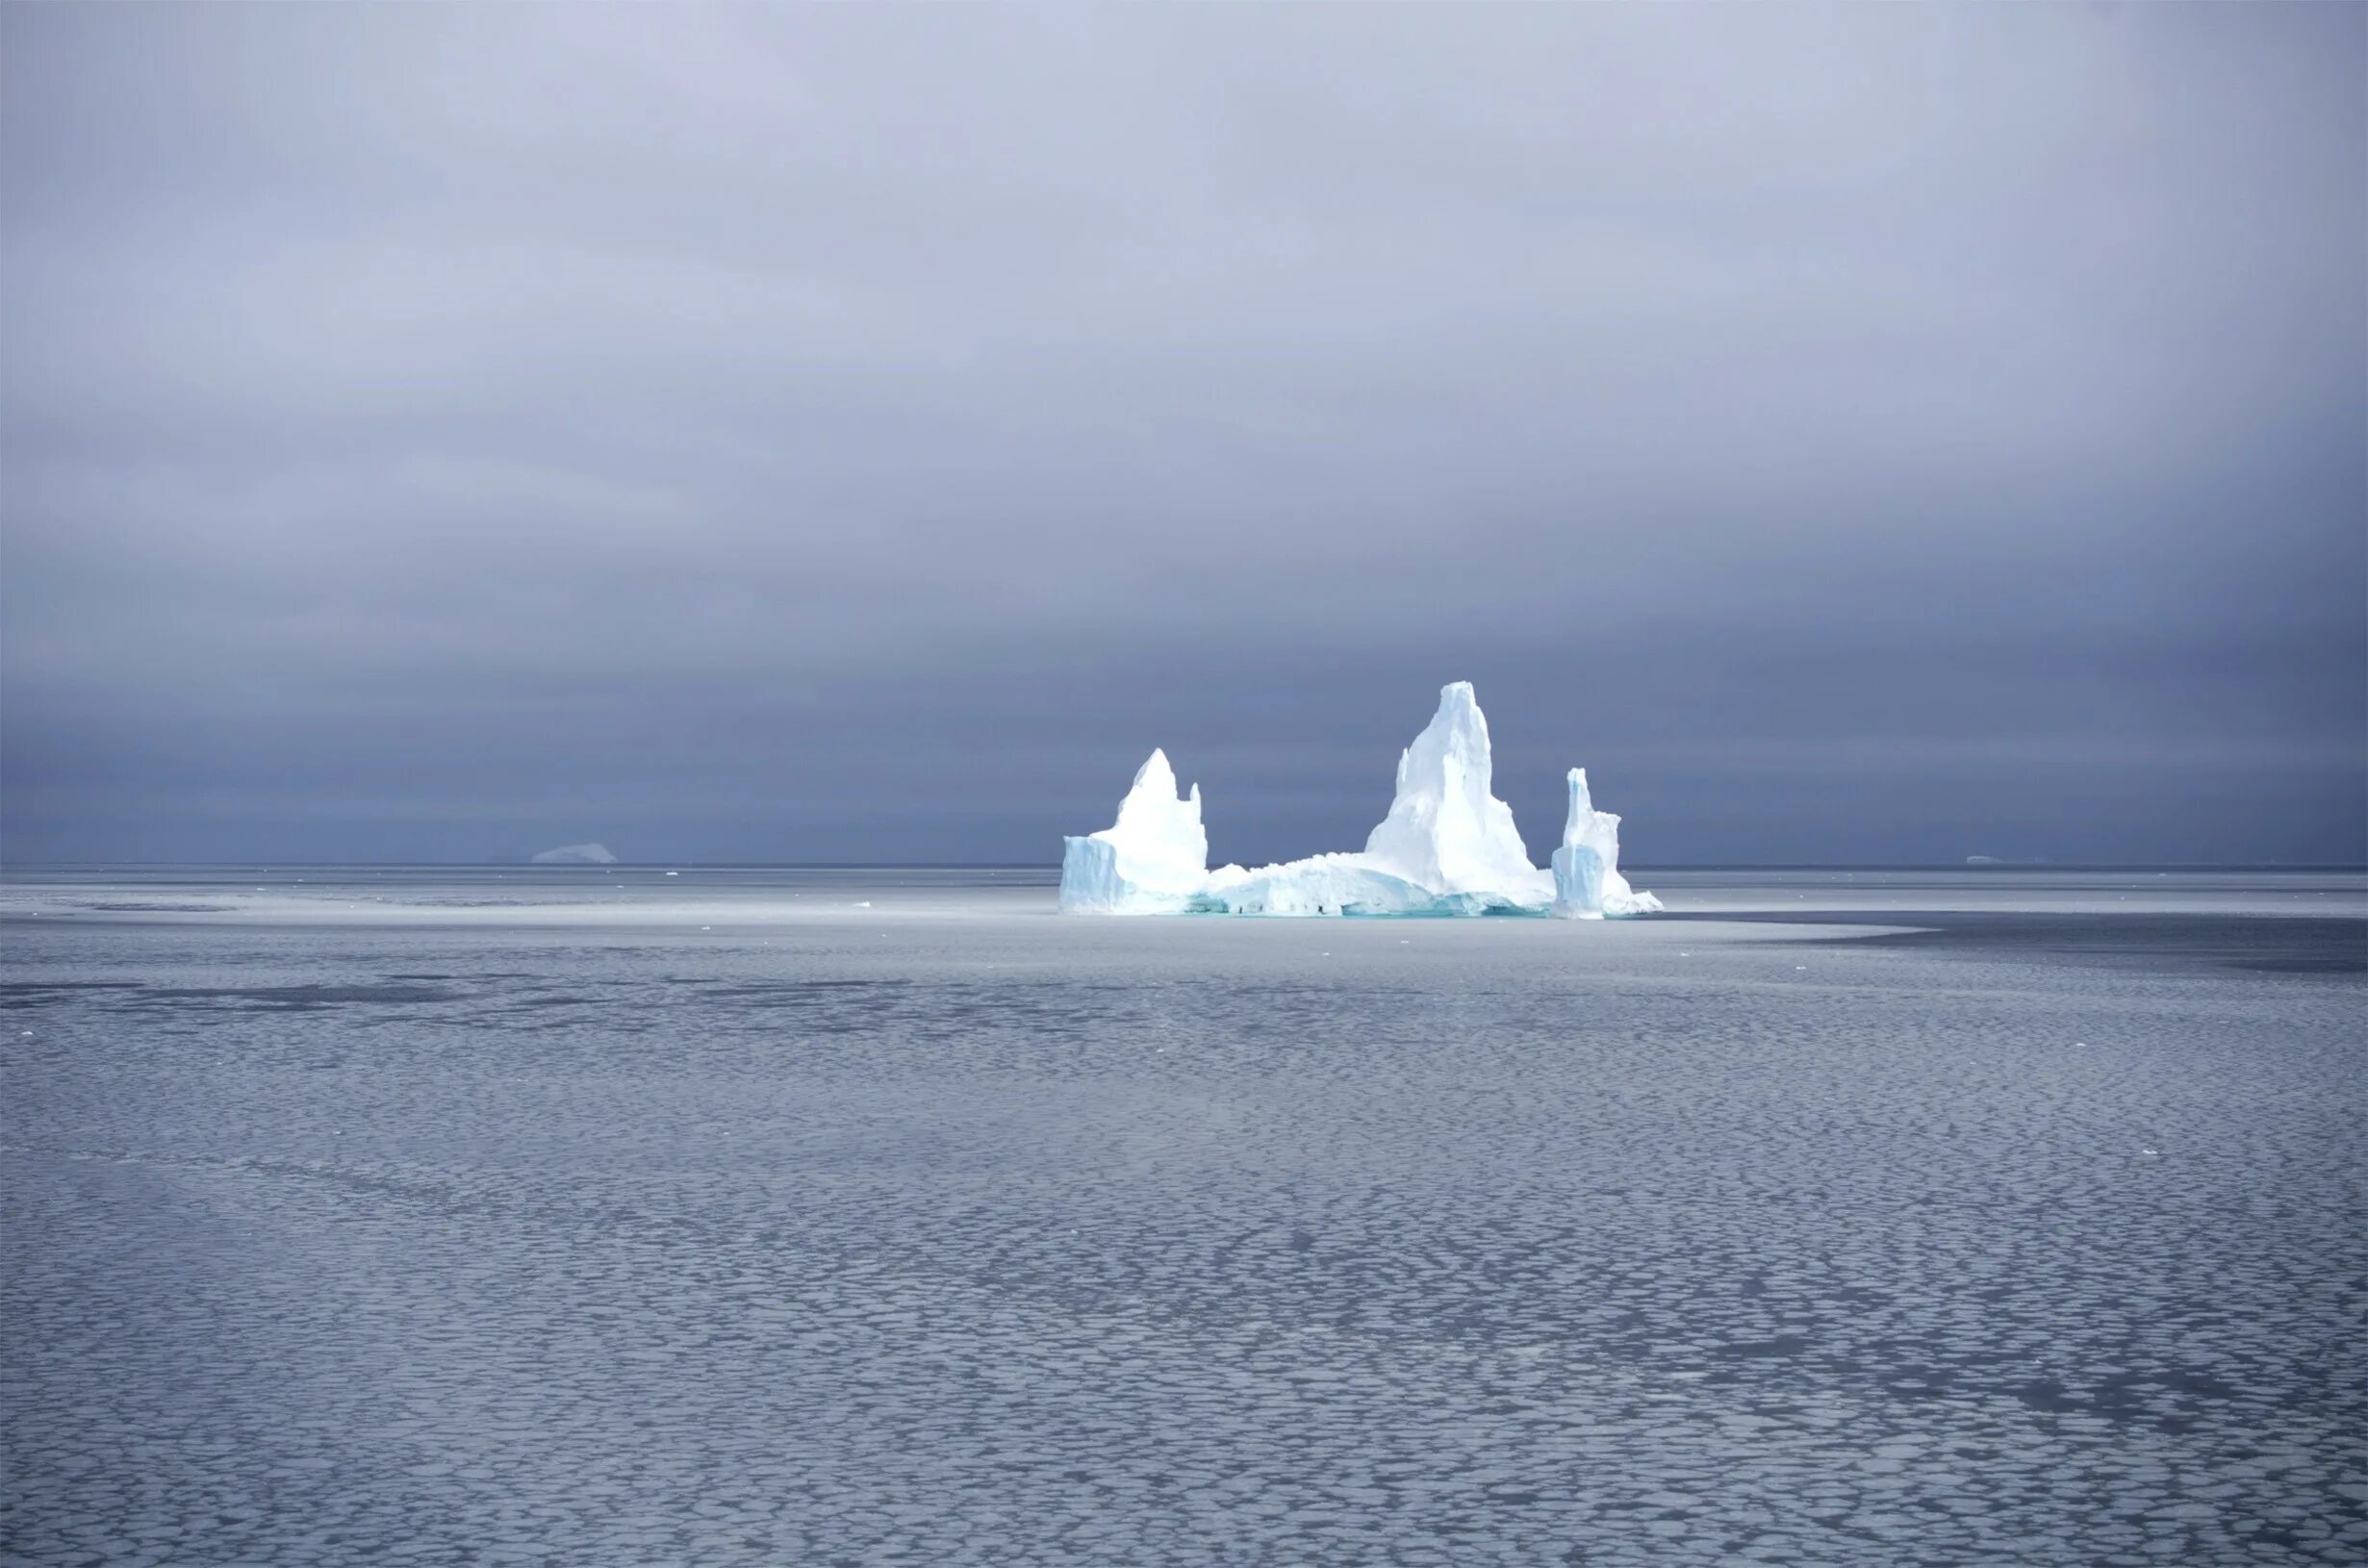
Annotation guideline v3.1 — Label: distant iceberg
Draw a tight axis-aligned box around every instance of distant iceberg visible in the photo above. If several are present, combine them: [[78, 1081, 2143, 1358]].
[[1059, 682, 1659, 918], [531, 842, 618, 865]]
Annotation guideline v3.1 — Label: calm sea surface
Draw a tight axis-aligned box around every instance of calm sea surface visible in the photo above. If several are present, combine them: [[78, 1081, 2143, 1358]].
[[3, 868, 2363, 1565]]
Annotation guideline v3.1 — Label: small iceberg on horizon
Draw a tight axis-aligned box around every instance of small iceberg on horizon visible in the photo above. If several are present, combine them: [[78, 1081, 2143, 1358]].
[[531, 842, 618, 865], [1058, 682, 1659, 919]]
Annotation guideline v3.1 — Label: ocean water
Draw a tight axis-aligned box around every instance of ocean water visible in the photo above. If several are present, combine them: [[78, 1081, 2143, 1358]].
[[2, 867, 2362, 1566]]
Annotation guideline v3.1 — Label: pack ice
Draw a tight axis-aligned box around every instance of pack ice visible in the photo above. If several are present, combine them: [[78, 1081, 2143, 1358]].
[[1057, 682, 1660, 919]]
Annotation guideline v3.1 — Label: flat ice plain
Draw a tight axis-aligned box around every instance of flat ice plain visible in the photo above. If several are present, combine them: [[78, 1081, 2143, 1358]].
[[3, 867, 2363, 1566]]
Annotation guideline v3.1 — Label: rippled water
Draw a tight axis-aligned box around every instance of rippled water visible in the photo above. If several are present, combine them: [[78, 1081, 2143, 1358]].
[[4, 868, 2363, 1565]]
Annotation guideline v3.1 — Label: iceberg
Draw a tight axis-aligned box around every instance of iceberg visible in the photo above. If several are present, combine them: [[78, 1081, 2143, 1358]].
[[531, 842, 617, 865], [1194, 681, 1553, 916], [1057, 681, 1658, 919], [1362, 680, 1556, 903], [1057, 749, 1209, 914], [1551, 769, 1662, 918]]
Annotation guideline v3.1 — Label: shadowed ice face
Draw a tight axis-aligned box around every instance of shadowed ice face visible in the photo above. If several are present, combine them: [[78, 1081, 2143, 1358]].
[[3, 6, 2361, 865]]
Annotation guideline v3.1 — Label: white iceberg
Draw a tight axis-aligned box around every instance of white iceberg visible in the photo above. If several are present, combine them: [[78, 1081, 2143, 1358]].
[[1551, 769, 1662, 919], [1195, 681, 1552, 915], [531, 842, 618, 865], [1057, 749, 1209, 914], [1057, 681, 1657, 919], [1362, 679, 1556, 904]]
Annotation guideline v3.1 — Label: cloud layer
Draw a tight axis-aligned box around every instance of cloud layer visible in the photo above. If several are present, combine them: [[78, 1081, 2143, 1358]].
[[5, 6, 2361, 864]]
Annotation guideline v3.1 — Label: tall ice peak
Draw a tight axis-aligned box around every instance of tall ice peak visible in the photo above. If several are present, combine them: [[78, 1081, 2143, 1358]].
[[1058, 747, 1209, 913], [1552, 766, 1662, 919], [1113, 747, 1201, 835], [1362, 680, 1543, 897], [1561, 768, 1594, 843]]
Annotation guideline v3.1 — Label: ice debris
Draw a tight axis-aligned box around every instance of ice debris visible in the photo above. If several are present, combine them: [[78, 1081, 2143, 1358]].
[[1058, 682, 1659, 919]]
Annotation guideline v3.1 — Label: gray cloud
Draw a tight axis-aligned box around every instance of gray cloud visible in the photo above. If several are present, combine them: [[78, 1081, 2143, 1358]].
[[4, 5, 2361, 865]]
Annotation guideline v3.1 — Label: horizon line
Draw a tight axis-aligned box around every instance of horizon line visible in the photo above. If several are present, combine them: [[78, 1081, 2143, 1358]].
[[4, 860, 2364, 874]]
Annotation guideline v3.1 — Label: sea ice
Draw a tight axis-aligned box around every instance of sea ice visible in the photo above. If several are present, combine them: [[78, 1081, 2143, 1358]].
[[1058, 682, 1656, 918]]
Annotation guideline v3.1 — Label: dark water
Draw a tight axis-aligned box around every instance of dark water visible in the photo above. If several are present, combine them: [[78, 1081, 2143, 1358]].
[[3, 869, 2363, 1565]]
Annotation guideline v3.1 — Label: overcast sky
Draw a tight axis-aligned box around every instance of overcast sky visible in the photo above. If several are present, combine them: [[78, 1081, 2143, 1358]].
[[4, 4, 2362, 866]]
